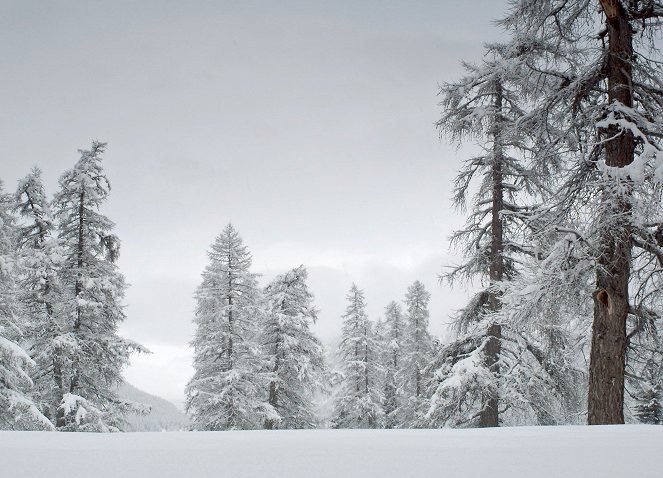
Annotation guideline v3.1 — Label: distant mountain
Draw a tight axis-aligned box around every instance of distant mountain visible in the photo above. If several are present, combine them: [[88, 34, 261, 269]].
[[118, 382, 189, 432]]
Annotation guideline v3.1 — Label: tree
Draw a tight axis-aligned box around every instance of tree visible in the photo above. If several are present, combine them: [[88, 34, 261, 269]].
[[381, 301, 404, 428], [186, 224, 276, 430], [634, 359, 663, 424], [53, 141, 145, 431], [500, 0, 663, 424], [0, 180, 52, 430], [428, 36, 586, 427], [14, 167, 67, 424], [432, 44, 547, 427], [399, 281, 433, 427], [262, 265, 326, 429], [332, 284, 383, 428]]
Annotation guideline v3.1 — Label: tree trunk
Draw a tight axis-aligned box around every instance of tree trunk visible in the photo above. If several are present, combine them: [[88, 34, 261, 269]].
[[265, 326, 282, 430], [227, 248, 234, 369], [265, 380, 278, 430], [53, 351, 66, 428], [67, 191, 86, 407], [588, 1, 634, 425], [479, 79, 505, 428]]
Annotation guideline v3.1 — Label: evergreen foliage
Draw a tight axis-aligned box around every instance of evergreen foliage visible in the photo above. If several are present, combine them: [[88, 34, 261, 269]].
[[186, 224, 276, 430], [332, 284, 383, 428], [0, 180, 52, 430], [52, 142, 145, 431], [262, 265, 326, 429]]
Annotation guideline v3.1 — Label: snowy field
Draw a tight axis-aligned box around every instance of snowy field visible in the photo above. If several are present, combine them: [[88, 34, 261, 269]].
[[1, 426, 662, 478]]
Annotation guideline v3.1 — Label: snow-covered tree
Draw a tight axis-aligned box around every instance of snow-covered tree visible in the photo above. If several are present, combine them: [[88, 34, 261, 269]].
[[499, 0, 663, 424], [427, 38, 584, 427], [186, 224, 276, 430], [262, 265, 325, 429], [399, 281, 433, 427], [332, 284, 383, 428], [430, 45, 536, 427], [381, 301, 404, 428], [14, 167, 67, 424], [435, 46, 535, 427], [0, 180, 52, 430], [53, 142, 145, 431], [383, 302, 405, 375], [633, 358, 663, 425]]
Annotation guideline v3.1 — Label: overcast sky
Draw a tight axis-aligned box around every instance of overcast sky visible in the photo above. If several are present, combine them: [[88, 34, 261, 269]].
[[1, 0, 509, 406]]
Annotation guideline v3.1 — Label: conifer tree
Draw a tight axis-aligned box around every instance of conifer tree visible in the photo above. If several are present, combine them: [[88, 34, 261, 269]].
[[14, 167, 67, 423], [332, 284, 383, 428], [499, 0, 663, 424], [428, 41, 579, 428], [381, 301, 404, 428], [435, 47, 536, 427], [399, 281, 433, 427], [0, 180, 51, 430], [186, 224, 276, 430], [53, 141, 145, 431], [634, 361, 663, 425], [262, 265, 325, 429]]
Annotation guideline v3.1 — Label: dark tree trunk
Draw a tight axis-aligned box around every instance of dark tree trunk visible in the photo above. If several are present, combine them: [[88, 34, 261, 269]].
[[67, 191, 86, 407], [265, 326, 282, 430], [364, 323, 370, 395], [53, 351, 66, 428], [264, 380, 278, 430], [227, 247, 234, 369], [588, 0, 634, 425], [414, 308, 421, 398], [479, 80, 505, 428]]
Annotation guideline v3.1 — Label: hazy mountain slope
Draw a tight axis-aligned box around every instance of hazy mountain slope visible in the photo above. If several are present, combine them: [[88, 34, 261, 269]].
[[119, 382, 189, 431]]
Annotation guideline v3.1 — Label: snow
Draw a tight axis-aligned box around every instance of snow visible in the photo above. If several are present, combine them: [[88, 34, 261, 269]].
[[1, 426, 661, 478]]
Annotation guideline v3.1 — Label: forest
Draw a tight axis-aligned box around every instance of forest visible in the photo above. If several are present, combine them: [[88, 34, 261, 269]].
[[2, 0, 663, 435]]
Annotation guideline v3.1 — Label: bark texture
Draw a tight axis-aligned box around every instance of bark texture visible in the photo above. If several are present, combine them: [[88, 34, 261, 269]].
[[479, 80, 504, 428], [588, 0, 634, 425]]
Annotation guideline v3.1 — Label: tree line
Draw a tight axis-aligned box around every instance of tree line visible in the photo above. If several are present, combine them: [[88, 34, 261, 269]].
[[185, 223, 439, 430]]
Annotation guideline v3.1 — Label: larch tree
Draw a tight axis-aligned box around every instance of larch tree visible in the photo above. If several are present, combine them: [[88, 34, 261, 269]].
[[53, 141, 145, 431], [332, 284, 383, 428], [382, 301, 404, 428], [431, 47, 541, 427], [0, 180, 52, 430], [499, 0, 663, 424], [262, 265, 326, 429], [14, 167, 67, 424], [399, 281, 433, 427], [428, 41, 580, 428], [186, 223, 276, 430]]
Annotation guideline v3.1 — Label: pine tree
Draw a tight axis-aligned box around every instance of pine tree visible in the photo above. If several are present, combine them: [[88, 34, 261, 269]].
[[500, 0, 663, 424], [332, 284, 383, 428], [381, 301, 404, 428], [431, 46, 532, 427], [427, 38, 581, 427], [436, 46, 534, 427], [399, 281, 433, 427], [635, 384, 663, 425], [186, 224, 276, 430], [14, 167, 67, 424], [262, 265, 325, 429], [53, 141, 145, 431], [0, 180, 52, 430]]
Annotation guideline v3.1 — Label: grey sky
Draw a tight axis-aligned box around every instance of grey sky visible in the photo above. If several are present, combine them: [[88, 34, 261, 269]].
[[1, 0, 508, 406]]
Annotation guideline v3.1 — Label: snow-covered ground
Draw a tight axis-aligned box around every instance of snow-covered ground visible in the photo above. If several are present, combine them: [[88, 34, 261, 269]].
[[1, 426, 661, 478]]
